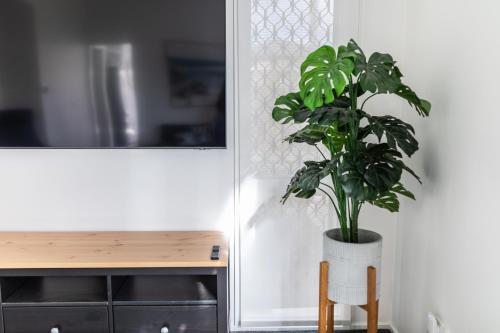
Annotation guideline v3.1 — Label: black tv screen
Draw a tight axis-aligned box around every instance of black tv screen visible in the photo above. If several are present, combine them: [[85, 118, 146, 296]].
[[0, 0, 226, 148]]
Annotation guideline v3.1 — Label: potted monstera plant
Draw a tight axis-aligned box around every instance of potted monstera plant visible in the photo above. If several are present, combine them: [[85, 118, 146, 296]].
[[272, 40, 430, 306]]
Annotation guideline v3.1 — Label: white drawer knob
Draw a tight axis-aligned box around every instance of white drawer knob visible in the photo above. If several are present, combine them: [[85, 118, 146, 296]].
[[161, 326, 169, 333], [50, 328, 60, 333]]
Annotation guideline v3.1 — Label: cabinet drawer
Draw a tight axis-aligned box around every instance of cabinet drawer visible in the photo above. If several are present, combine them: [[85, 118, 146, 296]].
[[114, 305, 217, 333], [3, 306, 109, 333]]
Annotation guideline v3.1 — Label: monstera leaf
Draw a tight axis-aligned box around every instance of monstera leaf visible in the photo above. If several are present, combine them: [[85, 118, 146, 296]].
[[366, 115, 419, 157], [308, 106, 358, 127], [272, 92, 310, 124], [391, 182, 416, 200], [346, 40, 402, 94], [282, 160, 335, 203], [370, 191, 400, 212], [285, 124, 329, 145], [323, 124, 348, 152], [396, 84, 432, 117], [299, 46, 355, 110], [339, 158, 371, 201], [339, 143, 405, 201], [369, 182, 415, 212], [383, 152, 423, 184], [363, 144, 403, 191]]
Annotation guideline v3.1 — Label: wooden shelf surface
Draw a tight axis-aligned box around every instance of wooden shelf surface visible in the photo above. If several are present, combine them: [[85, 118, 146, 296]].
[[0, 231, 228, 269]]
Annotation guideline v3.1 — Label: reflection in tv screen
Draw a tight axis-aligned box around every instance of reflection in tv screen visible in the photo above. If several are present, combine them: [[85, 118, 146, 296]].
[[0, 0, 226, 148]]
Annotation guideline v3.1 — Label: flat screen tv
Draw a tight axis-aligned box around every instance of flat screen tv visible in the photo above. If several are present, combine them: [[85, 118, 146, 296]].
[[0, 0, 226, 148]]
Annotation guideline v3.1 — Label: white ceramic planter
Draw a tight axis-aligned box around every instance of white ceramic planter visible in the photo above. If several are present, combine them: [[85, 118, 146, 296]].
[[323, 228, 382, 305]]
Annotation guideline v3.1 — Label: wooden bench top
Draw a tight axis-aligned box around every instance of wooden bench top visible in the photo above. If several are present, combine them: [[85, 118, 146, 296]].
[[0, 231, 228, 269]]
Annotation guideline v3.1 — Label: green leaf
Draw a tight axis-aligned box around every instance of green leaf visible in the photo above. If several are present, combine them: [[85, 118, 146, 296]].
[[396, 84, 431, 117], [331, 96, 351, 108], [368, 182, 415, 213], [299, 46, 355, 110], [272, 92, 310, 124], [308, 107, 358, 127], [339, 143, 404, 201], [339, 158, 368, 201], [370, 191, 400, 212], [347, 40, 402, 94], [383, 154, 422, 184], [282, 160, 335, 203], [323, 124, 347, 152], [285, 123, 347, 152], [367, 115, 419, 157], [400, 162, 422, 184], [364, 162, 402, 191], [363, 144, 403, 192], [391, 182, 416, 200], [285, 124, 328, 145]]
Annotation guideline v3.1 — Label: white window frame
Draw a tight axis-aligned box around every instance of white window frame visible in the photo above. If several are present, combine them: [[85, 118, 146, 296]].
[[230, 0, 361, 330]]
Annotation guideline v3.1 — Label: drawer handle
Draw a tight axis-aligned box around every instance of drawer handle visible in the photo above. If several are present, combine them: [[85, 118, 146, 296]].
[[50, 328, 60, 333], [161, 326, 169, 333]]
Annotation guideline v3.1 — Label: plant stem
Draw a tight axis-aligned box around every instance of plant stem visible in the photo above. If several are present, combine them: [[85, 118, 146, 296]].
[[318, 187, 340, 217], [346, 75, 362, 243], [320, 182, 336, 195], [360, 93, 378, 110], [315, 144, 327, 160], [350, 200, 362, 243], [331, 171, 349, 242], [349, 77, 356, 110]]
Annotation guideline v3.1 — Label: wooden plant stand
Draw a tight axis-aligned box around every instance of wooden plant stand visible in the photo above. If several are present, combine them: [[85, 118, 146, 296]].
[[318, 261, 379, 333]]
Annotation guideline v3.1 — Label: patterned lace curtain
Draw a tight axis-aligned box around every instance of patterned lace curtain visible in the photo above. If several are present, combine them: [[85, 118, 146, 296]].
[[250, 0, 334, 177], [239, 0, 342, 326]]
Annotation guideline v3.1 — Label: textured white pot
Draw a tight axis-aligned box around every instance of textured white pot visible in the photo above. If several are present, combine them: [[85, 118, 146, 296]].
[[323, 228, 382, 305]]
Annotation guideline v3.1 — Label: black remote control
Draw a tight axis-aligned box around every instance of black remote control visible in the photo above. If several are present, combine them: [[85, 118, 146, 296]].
[[211, 245, 221, 260]]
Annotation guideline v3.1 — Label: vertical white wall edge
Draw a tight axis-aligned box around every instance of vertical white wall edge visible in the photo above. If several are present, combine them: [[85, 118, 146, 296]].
[[229, 0, 241, 330]]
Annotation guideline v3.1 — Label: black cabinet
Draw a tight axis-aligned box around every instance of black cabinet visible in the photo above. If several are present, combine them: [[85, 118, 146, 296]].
[[114, 306, 217, 333], [4, 306, 109, 333], [112, 275, 217, 306], [1, 276, 108, 307], [0, 268, 227, 333]]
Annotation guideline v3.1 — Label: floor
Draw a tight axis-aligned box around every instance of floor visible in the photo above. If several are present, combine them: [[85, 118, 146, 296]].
[[238, 329, 391, 333], [337, 330, 391, 333]]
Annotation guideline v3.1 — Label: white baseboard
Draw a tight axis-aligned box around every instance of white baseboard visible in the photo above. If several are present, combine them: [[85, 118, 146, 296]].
[[231, 321, 398, 332], [352, 322, 398, 333], [350, 322, 395, 331], [389, 324, 399, 333], [240, 306, 350, 323], [233, 322, 350, 332]]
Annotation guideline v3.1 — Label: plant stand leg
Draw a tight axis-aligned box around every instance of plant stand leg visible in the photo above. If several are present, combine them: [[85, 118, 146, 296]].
[[319, 261, 329, 333], [366, 266, 378, 333], [327, 300, 334, 333], [324, 263, 379, 333]]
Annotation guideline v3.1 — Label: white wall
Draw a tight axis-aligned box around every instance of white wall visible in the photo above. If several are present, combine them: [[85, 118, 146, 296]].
[[0, 149, 234, 232], [392, 0, 500, 331]]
